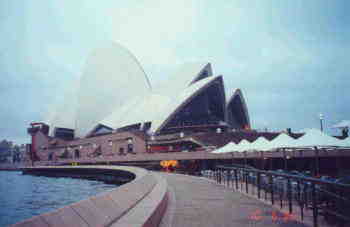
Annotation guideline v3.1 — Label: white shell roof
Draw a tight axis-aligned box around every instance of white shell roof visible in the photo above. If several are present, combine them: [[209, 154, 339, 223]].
[[100, 93, 171, 129], [74, 42, 151, 136], [156, 62, 212, 96], [100, 75, 222, 134], [45, 80, 79, 133], [48, 46, 229, 137], [150, 75, 222, 133], [226, 88, 251, 127], [100, 62, 218, 134]]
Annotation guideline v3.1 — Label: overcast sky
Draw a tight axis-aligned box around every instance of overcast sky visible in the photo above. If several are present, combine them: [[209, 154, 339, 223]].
[[1, 1, 349, 144]]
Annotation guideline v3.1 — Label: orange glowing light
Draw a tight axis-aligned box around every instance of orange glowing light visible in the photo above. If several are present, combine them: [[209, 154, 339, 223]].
[[271, 211, 278, 222], [249, 209, 263, 221], [160, 160, 178, 168], [249, 210, 297, 223], [282, 212, 296, 222]]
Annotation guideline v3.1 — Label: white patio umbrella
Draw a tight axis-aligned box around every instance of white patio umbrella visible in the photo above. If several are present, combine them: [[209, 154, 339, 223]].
[[211, 139, 253, 153], [338, 137, 350, 147], [211, 142, 236, 153], [233, 139, 253, 152], [295, 128, 314, 133], [292, 128, 343, 147], [331, 120, 350, 129], [249, 137, 273, 151], [268, 133, 296, 149]]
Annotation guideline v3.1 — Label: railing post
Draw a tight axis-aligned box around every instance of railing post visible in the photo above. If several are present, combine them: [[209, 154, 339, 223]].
[[270, 174, 274, 205], [240, 170, 243, 191], [226, 170, 230, 187], [234, 169, 238, 190], [217, 170, 219, 183], [312, 182, 318, 227], [245, 170, 248, 194], [257, 172, 261, 199], [228, 171, 231, 187], [218, 170, 220, 184], [227, 171, 229, 187], [287, 178, 292, 214], [224, 170, 226, 185], [314, 147, 320, 177], [304, 183, 308, 208], [298, 180, 304, 221], [280, 180, 283, 209], [220, 169, 222, 184], [283, 149, 288, 171], [264, 175, 267, 201]]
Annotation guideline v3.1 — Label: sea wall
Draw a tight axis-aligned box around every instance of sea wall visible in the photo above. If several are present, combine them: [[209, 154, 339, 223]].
[[13, 165, 168, 227]]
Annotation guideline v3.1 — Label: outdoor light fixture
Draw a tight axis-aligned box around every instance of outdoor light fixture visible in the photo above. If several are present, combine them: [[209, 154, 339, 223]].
[[79, 145, 83, 149], [109, 140, 113, 146], [216, 128, 222, 134], [319, 113, 324, 132], [127, 138, 133, 144], [180, 132, 184, 138]]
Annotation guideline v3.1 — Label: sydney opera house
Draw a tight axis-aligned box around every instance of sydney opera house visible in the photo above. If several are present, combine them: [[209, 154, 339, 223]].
[[27, 42, 253, 162]]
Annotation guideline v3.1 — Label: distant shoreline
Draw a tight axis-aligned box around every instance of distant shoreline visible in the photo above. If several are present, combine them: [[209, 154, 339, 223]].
[[0, 163, 24, 171]]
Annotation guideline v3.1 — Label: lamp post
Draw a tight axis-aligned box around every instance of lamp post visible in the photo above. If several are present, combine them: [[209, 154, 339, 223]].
[[319, 113, 324, 132]]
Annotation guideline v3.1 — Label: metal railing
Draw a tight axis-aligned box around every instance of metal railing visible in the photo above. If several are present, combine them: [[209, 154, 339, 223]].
[[202, 165, 350, 227]]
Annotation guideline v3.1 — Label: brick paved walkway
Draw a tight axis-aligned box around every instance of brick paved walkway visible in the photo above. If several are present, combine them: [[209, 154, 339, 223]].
[[159, 173, 310, 227]]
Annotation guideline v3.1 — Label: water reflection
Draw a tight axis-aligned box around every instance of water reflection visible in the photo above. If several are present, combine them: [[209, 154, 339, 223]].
[[0, 171, 116, 226]]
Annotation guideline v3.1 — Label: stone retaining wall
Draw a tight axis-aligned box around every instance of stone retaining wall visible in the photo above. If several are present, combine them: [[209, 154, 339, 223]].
[[12, 165, 168, 227]]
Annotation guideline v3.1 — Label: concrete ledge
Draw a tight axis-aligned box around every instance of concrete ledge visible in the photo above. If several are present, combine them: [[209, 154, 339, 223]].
[[111, 174, 168, 227], [12, 166, 168, 227]]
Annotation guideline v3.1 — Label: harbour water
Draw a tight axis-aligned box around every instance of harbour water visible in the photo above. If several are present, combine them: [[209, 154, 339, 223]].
[[0, 171, 117, 226]]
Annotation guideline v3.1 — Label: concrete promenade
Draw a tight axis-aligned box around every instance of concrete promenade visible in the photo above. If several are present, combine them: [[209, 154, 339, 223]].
[[12, 166, 168, 227], [160, 173, 309, 227], [6, 165, 321, 227]]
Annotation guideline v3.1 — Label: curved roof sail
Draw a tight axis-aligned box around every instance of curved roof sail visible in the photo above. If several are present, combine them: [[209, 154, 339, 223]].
[[151, 75, 226, 134], [227, 89, 250, 129], [100, 93, 171, 129], [96, 63, 220, 135], [46, 54, 252, 139], [75, 42, 151, 136], [45, 80, 79, 133], [156, 62, 213, 96]]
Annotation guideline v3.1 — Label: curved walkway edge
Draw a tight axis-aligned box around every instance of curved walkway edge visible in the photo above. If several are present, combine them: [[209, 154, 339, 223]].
[[12, 166, 168, 227]]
